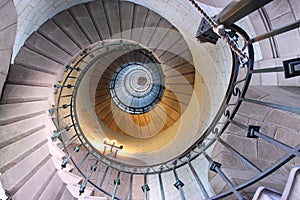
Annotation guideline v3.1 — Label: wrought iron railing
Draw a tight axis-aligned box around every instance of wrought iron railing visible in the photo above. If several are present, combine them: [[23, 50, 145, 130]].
[[49, 3, 300, 200]]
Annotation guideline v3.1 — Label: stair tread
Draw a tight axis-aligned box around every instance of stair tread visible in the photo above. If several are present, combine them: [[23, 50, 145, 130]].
[[1, 84, 53, 104], [12, 156, 56, 200], [25, 32, 72, 65], [66, 183, 94, 198], [131, 4, 148, 42], [140, 11, 161, 46], [38, 19, 81, 56], [38, 173, 66, 200], [53, 10, 90, 49], [69, 4, 100, 44], [0, 128, 47, 173], [0, 114, 46, 149], [15, 47, 64, 75], [1, 142, 51, 192], [7, 64, 57, 87], [0, 100, 48, 126], [282, 166, 300, 200], [103, 0, 121, 38], [86, 1, 111, 40], [154, 29, 182, 57], [147, 19, 172, 49], [119, 1, 134, 40], [252, 186, 282, 200], [58, 170, 82, 184]]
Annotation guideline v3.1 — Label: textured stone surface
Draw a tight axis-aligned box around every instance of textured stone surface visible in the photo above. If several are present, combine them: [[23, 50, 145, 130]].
[[257, 140, 286, 162], [275, 128, 300, 148], [238, 101, 273, 121], [0, 100, 47, 126], [265, 110, 300, 131], [25, 32, 72, 65], [69, 3, 100, 44], [0, 0, 17, 30], [0, 49, 12, 75], [53, 10, 90, 49], [7, 64, 57, 87], [211, 86, 300, 197], [0, 0, 17, 95], [87, 1, 111, 40], [15, 47, 63, 74], [0, 114, 45, 149], [38, 19, 81, 56], [1, 142, 50, 191], [1, 84, 52, 104], [0, 73, 6, 95], [119, 1, 134, 40], [103, 0, 121, 38], [0, 24, 16, 52], [0, 1, 299, 200]]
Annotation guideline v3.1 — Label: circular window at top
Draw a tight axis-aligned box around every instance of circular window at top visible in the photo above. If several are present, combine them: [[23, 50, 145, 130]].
[[110, 61, 165, 114]]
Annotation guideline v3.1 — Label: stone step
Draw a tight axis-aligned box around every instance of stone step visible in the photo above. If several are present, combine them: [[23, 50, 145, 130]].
[[165, 83, 193, 96], [157, 103, 179, 123], [69, 4, 100, 44], [12, 156, 57, 200], [139, 11, 162, 47], [61, 184, 94, 200], [131, 175, 144, 200], [162, 95, 188, 112], [82, 196, 107, 200], [147, 19, 173, 50], [99, 167, 118, 194], [98, 173, 131, 200], [103, 0, 121, 38], [164, 62, 194, 75], [281, 166, 300, 200], [14, 47, 64, 75], [0, 128, 47, 173], [154, 28, 182, 58], [166, 73, 195, 85], [119, 1, 134, 40], [0, 84, 54, 104], [53, 10, 90, 50], [7, 64, 57, 87], [168, 37, 191, 59], [164, 89, 193, 105], [1, 142, 51, 194], [38, 19, 81, 56], [57, 170, 82, 185], [46, 139, 67, 159], [0, 100, 48, 126], [37, 173, 66, 200], [160, 97, 182, 114], [131, 4, 148, 42], [67, 145, 92, 176], [60, 186, 77, 200], [252, 187, 281, 200], [163, 55, 190, 69], [115, 172, 131, 198], [25, 32, 72, 65], [95, 98, 110, 112], [52, 156, 74, 172], [0, 113, 46, 149], [86, 1, 111, 40]]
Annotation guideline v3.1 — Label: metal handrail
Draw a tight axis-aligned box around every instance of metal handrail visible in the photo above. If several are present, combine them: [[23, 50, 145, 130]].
[[51, 20, 300, 199]]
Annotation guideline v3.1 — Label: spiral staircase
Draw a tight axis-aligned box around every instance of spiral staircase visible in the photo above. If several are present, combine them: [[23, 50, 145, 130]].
[[0, 0, 300, 200]]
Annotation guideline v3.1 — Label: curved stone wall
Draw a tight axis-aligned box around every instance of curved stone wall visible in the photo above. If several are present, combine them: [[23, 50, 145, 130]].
[[0, 0, 17, 95]]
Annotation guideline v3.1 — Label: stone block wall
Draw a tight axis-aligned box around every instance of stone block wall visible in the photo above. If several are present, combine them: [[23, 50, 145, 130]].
[[247, 0, 300, 86], [209, 86, 300, 199], [0, 0, 17, 96]]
